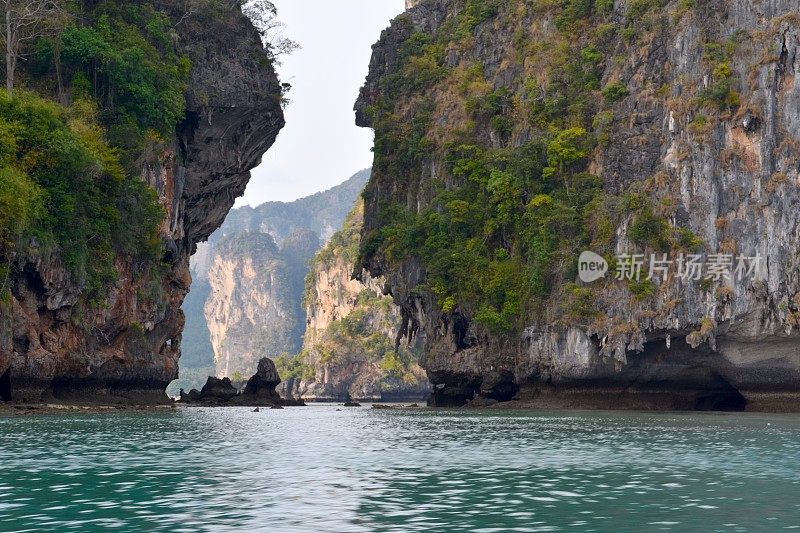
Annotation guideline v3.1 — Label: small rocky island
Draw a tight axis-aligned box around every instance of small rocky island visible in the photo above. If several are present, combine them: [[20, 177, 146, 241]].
[[179, 358, 304, 408]]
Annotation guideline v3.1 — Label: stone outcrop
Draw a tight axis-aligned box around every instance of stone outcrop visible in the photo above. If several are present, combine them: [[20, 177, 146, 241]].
[[280, 199, 430, 402], [199, 377, 239, 403], [243, 357, 281, 401], [357, 0, 800, 410], [180, 357, 295, 407], [1, 2, 284, 403]]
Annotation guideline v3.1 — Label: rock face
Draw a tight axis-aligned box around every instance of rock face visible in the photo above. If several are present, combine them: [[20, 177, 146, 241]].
[[280, 199, 430, 402], [243, 357, 281, 401], [205, 232, 317, 379], [172, 169, 370, 391], [1, 2, 284, 403], [357, 0, 800, 410]]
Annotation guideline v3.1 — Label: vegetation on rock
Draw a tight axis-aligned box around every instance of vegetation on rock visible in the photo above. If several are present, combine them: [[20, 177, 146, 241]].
[[0, 90, 163, 303], [280, 199, 426, 397], [0, 0, 207, 305], [360, 0, 718, 334]]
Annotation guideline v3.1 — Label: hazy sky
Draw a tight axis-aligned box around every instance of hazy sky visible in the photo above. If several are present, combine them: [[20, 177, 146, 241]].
[[236, 0, 405, 206]]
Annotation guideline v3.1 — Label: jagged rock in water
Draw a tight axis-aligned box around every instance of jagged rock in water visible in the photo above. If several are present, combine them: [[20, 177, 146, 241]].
[[199, 377, 239, 403], [356, 0, 800, 410], [343, 392, 362, 407], [181, 358, 305, 407], [180, 388, 202, 403], [242, 357, 281, 401]]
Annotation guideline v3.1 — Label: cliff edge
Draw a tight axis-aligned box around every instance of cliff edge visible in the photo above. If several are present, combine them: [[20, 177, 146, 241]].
[[356, 0, 800, 410], [0, 1, 284, 403]]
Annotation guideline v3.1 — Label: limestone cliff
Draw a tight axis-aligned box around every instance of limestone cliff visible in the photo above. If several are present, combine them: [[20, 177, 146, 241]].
[[0, 2, 284, 403], [357, 0, 800, 410], [171, 170, 369, 392], [280, 199, 429, 402], [205, 231, 317, 379]]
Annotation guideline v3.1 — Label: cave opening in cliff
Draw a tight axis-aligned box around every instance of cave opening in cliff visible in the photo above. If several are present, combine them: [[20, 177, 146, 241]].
[[635, 338, 748, 412], [693, 384, 747, 411], [0, 368, 11, 402]]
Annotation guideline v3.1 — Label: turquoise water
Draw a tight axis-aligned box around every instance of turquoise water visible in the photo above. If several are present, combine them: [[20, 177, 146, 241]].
[[1, 406, 799, 532]]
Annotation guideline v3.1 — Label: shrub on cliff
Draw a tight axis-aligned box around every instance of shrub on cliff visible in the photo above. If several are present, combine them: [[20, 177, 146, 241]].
[[358, 0, 708, 334], [0, 91, 163, 301], [24, 1, 195, 180], [0, 1, 206, 304], [0, 168, 42, 263], [274, 351, 315, 382]]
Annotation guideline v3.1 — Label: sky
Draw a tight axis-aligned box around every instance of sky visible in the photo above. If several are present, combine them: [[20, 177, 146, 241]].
[[235, 0, 406, 206]]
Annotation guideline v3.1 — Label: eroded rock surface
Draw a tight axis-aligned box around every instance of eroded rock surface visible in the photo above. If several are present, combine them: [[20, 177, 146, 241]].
[[1, 2, 284, 404], [357, 0, 800, 410]]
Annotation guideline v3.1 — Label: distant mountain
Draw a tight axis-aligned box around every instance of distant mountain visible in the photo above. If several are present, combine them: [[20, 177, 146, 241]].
[[205, 231, 318, 379], [191, 168, 371, 281], [172, 169, 370, 392]]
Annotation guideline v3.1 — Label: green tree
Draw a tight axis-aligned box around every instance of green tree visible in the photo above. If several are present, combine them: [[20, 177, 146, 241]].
[[544, 127, 590, 178]]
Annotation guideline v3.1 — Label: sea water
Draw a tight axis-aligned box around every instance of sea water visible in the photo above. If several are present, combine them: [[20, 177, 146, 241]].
[[1, 405, 798, 532]]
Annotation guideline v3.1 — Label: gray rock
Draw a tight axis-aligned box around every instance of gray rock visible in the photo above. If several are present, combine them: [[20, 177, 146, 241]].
[[242, 358, 281, 401], [199, 377, 239, 402], [355, 0, 800, 411]]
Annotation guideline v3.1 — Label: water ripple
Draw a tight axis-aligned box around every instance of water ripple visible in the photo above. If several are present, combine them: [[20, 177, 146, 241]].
[[0, 407, 799, 531]]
